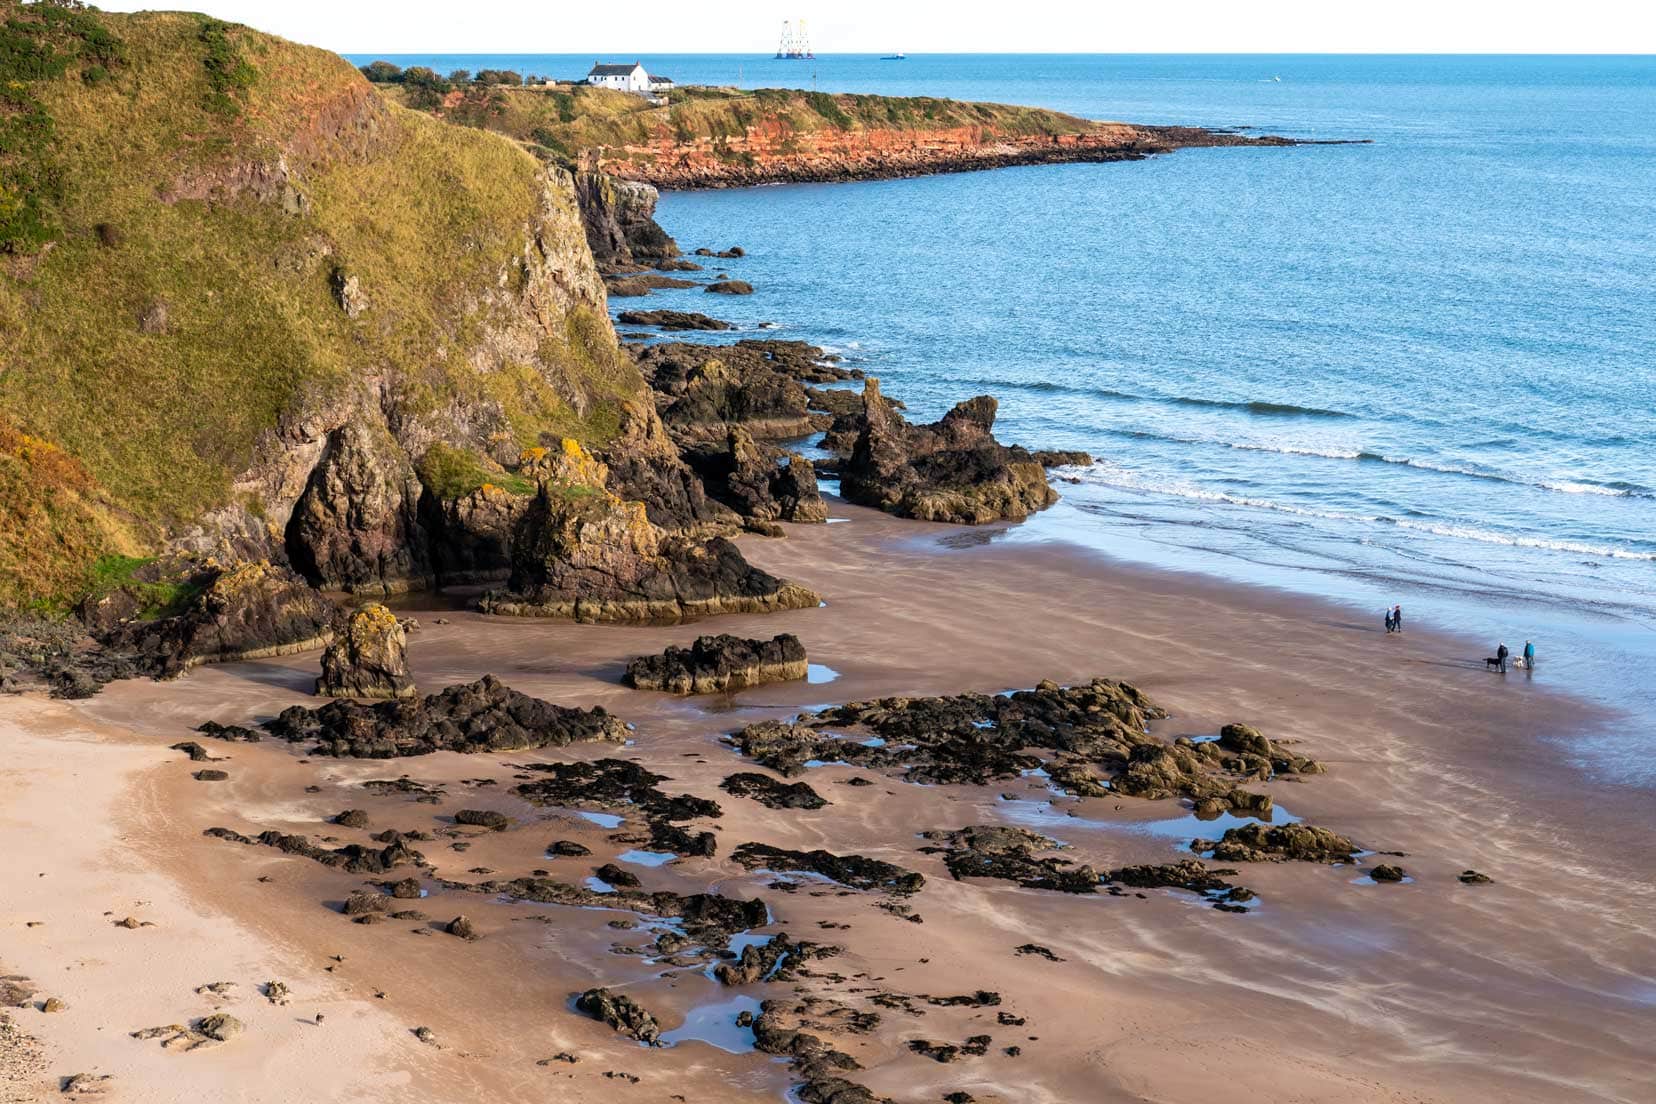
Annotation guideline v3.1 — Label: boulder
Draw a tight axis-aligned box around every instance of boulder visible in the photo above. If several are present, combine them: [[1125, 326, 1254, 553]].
[[624, 633, 808, 695], [454, 809, 509, 831], [316, 604, 414, 699], [706, 280, 754, 295], [730, 842, 924, 896], [634, 341, 836, 442], [1193, 822, 1360, 864], [575, 987, 662, 1045], [196, 1013, 243, 1042], [1370, 864, 1407, 882], [838, 381, 1058, 524], [445, 915, 478, 939]]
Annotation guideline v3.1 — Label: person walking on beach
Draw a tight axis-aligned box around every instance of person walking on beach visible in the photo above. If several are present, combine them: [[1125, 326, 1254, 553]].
[[1384, 608, 1395, 633], [1496, 642, 1510, 673], [1393, 604, 1403, 632], [1523, 639, 1535, 670]]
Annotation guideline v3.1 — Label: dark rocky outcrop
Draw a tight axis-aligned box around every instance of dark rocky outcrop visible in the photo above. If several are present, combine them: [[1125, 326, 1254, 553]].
[[100, 561, 336, 681], [576, 987, 662, 1045], [454, 809, 509, 831], [634, 342, 831, 443], [315, 603, 414, 699], [574, 173, 679, 270], [604, 273, 697, 297], [683, 431, 828, 523], [731, 843, 925, 896], [1031, 449, 1094, 468], [1105, 860, 1253, 910], [706, 280, 753, 295], [595, 400, 735, 534], [204, 826, 425, 874], [285, 421, 430, 594], [483, 876, 766, 946], [728, 680, 1318, 815], [752, 998, 891, 1104], [625, 633, 808, 695], [714, 932, 838, 985], [479, 440, 818, 622], [720, 772, 829, 810], [513, 758, 721, 857], [837, 381, 1057, 524], [1191, 822, 1361, 864], [921, 826, 1099, 894], [256, 674, 626, 757], [615, 310, 732, 332]]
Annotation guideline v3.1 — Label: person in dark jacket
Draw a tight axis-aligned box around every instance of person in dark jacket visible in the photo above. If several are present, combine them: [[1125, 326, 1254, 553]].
[[1384, 608, 1395, 633], [1393, 605, 1403, 632], [1496, 642, 1510, 673]]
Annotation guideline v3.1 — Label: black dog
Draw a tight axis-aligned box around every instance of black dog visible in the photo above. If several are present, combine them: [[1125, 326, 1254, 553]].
[[1484, 657, 1503, 671]]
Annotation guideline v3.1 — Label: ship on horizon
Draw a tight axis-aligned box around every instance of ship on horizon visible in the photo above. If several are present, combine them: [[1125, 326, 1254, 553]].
[[775, 17, 815, 59]]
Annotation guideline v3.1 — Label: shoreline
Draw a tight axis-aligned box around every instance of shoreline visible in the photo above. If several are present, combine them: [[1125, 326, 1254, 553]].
[[5, 494, 1653, 1102]]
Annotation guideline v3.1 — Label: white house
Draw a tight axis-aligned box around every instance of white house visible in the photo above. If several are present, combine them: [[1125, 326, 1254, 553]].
[[586, 61, 673, 95]]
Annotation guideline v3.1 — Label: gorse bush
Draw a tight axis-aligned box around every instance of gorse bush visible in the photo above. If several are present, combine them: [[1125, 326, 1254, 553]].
[[197, 16, 256, 117]]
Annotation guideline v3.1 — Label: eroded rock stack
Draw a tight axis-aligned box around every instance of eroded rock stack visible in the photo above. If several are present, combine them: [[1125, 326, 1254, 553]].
[[838, 381, 1057, 524], [316, 604, 414, 699], [625, 633, 809, 695]]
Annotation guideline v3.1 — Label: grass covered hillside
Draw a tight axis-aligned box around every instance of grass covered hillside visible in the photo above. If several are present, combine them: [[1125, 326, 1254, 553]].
[[380, 80, 1105, 163], [0, 4, 638, 609]]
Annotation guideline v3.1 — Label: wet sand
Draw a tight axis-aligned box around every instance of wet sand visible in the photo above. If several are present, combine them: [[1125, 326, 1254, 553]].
[[3, 497, 1653, 1103]]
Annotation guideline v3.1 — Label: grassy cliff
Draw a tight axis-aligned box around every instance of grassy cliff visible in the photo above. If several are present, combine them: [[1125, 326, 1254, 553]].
[[387, 81, 1102, 162], [0, 5, 638, 609]]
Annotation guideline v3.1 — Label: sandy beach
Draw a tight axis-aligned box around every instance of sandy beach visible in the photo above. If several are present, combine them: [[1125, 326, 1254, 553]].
[[4, 497, 1653, 1103]]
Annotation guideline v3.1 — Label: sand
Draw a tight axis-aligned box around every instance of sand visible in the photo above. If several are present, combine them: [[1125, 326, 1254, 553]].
[[2, 497, 1653, 1103]]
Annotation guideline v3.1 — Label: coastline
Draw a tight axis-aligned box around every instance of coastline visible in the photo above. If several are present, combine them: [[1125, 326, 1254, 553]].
[[590, 124, 1348, 191], [5, 495, 1652, 1102]]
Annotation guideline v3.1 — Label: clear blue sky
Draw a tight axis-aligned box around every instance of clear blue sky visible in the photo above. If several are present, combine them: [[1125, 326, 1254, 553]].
[[98, 0, 1656, 54]]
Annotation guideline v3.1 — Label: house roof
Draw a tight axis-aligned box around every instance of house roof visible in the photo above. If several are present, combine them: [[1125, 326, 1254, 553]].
[[648, 74, 674, 83], [588, 62, 642, 77]]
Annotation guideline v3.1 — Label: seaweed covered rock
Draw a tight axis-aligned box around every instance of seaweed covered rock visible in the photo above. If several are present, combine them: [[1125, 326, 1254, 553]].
[[922, 826, 1099, 894], [576, 987, 662, 1045], [731, 843, 924, 895], [261, 674, 626, 757], [102, 561, 335, 679], [513, 758, 721, 857], [204, 826, 425, 874], [714, 932, 837, 985], [720, 772, 829, 810], [316, 603, 414, 699], [479, 440, 818, 622], [684, 430, 827, 523], [625, 633, 808, 695], [486, 876, 765, 946], [838, 381, 1057, 524], [1192, 822, 1361, 864]]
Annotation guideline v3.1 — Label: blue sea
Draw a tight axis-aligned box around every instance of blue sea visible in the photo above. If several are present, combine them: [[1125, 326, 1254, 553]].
[[357, 54, 1656, 780]]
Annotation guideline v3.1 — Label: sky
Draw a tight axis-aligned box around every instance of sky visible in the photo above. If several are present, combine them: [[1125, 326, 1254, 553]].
[[95, 0, 1656, 54]]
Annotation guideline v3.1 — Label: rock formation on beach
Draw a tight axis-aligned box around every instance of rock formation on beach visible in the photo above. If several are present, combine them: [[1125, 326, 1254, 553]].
[[478, 440, 819, 622], [838, 381, 1058, 524], [624, 633, 809, 694], [316, 603, 415, 699], [244, 674, 627, 757]]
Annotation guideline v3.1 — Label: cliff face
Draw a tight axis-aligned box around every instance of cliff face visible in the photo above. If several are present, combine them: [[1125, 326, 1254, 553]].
[[0, 10, 648, 605], [387, 83, 1305, 191], [590, 120, 1175, 188]]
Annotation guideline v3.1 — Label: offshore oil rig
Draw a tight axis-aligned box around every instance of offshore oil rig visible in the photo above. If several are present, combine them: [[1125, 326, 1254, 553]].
[[775, 18, 814, 59]]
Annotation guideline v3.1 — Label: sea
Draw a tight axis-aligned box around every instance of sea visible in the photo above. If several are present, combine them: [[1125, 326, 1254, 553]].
[[353, 53, 1656, 783]]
